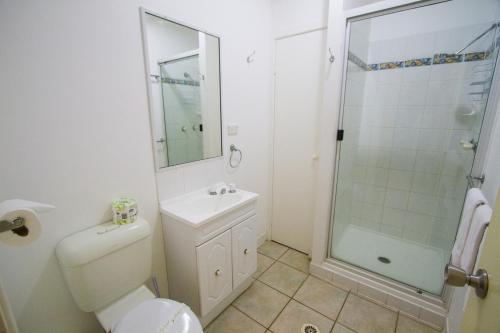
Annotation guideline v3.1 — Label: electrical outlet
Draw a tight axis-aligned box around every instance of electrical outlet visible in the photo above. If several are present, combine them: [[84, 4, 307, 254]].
[[227, 124, 238, 136]]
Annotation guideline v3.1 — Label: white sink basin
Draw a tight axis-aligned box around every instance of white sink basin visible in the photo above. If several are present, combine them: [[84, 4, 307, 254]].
[[160, 186, 258, 227]]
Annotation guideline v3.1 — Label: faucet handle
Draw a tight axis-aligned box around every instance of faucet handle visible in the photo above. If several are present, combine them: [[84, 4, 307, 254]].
[[228, 183, 236, 193]]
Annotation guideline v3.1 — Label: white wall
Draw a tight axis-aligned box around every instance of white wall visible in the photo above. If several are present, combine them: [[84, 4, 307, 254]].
[[271, 0, 329, 38], [155, 0, 273, 244], [0, 1, 273, 333]]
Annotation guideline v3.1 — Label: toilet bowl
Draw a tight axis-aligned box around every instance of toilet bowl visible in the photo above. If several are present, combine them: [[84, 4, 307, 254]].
[[112, 298, 202, 333], [56, 218, 202, 333], [94, 285, 203, 333]]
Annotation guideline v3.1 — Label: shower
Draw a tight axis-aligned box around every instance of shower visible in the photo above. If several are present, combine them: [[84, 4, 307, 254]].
[[327, 2, 500, 297]]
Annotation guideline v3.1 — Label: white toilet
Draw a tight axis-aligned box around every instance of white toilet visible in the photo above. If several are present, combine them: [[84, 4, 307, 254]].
[[56, 218, 203, 333]]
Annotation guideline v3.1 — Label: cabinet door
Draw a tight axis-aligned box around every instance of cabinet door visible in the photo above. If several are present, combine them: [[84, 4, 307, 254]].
[[196, 229, 232, 316], [232, 215, 257, 288]]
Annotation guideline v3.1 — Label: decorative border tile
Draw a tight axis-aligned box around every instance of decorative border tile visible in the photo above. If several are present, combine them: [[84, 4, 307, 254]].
[[347, 51, 368, 71], [404, 57, 432, 67], [379, 61, 403, 70], [464, 52, 486, 62], [432, 53, 463, 65], [348, 48, 491, 73], [162, 77, 200, 86]]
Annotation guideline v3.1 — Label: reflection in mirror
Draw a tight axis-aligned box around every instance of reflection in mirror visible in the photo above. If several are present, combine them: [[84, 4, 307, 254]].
[[142, 11, 222, 168]]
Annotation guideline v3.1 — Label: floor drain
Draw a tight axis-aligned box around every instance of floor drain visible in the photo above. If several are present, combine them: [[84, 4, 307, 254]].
[[377, 256, 391, 264], [301, 323, 320, 333]]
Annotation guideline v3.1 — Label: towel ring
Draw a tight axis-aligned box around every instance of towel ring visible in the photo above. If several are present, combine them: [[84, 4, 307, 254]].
[[229, 144, 243, 168]]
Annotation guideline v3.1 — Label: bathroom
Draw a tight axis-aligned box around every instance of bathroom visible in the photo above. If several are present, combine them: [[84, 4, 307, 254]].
[[1, 0, 500, 332]]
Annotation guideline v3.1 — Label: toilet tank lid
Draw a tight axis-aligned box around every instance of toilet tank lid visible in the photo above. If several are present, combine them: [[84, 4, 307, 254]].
[[56, 218, 151, 268]]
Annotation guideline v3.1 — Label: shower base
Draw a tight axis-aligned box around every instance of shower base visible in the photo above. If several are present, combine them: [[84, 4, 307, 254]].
[[331, 225, 446, 295]]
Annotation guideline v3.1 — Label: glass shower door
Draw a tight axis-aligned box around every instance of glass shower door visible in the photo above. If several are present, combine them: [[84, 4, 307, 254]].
[[329, 2, 499, 295], [159, 55, 203, 166]]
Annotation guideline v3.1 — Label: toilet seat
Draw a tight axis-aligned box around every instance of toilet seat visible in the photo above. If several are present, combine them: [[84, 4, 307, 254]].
[[112, 298, 203, 333]]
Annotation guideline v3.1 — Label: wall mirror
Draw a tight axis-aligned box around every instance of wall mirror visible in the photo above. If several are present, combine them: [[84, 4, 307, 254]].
[[141, 9, 222, 169]]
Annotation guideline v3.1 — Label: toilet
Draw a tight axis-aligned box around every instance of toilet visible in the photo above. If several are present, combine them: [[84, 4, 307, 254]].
[[56, 218, 202, 333]]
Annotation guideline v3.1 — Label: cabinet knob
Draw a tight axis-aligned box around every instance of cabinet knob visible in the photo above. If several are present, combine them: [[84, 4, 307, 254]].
[[215, 269, 221, 276], [244, 248, 249, 255]]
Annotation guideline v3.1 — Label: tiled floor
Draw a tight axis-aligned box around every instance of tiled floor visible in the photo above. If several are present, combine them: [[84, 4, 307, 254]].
[[205, 241, 441, 333]]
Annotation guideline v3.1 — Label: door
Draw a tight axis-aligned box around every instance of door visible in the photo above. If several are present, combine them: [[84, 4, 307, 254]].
[[460, 190, 500, 332], [272, 29, 327, 253], [196, 230, 232, 316], [232, 216, 257, 288]]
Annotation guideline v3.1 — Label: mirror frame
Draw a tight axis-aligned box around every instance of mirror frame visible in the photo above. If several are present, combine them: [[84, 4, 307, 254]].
[[139, 7, 224, 171]]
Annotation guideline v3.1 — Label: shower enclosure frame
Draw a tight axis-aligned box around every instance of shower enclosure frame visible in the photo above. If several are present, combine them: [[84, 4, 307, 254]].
[[310, 0, 500, 321]]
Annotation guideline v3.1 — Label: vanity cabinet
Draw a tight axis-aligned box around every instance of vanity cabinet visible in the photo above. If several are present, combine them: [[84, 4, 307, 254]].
[[196, 229, 232, 316], [231, 216, 257, 287], [160, 191, 258, 327]]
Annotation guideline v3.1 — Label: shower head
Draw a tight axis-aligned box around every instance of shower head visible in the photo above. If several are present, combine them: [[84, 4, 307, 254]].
[[183, 72, 192, 79]]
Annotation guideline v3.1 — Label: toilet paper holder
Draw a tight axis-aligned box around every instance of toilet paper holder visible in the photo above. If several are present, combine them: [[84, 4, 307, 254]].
[[0, 199, 55, 238], [0, 217, 28, 236]]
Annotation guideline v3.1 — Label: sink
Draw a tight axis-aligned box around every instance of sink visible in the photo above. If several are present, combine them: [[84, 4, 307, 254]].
[[160, 185, 258, 227]]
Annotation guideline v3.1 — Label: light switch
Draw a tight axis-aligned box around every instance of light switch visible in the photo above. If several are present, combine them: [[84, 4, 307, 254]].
[[227, 124, 238, 136]]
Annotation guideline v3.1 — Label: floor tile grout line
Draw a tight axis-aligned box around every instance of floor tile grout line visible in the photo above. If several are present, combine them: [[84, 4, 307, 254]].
[[258, 242, 311, 273], [254, 255, 278, 279], [231, 295, 278, 330], [349, 290, 400, 314], [292, 297, 340, 323], [227, 243, 420, 333], [244, 261, 423, 333], [256, 273, 344, 324], [394, 310, 400, 333], [257, 250, 284, 261], [255, 276, 297, 299], [265, 268, 310, 330], [291, 276, 348, 322], [334, 290, 358, 333], [257, 243, 345, 330], [231, 278, 292, 328], [277, 257, 311, 274], [276, 258, 310, 274], [230, 304, 269, 331], [266, 297, 293, 330], [258, 252, 310, 276]]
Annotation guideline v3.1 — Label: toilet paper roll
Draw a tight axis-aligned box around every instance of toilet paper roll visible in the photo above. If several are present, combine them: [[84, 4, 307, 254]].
[[0, 208, 41, 246]]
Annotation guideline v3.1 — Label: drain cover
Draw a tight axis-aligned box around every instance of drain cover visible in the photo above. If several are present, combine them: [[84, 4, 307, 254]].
[[377, 256, 391, 264], [301, 323, 320, 333]]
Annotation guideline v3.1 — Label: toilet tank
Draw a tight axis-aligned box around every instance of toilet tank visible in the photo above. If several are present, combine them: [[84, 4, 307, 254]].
[[56, 218, 152, 312]]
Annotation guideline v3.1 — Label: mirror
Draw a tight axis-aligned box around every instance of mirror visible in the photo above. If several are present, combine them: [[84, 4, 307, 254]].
[[141, 10, 222, 168]]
